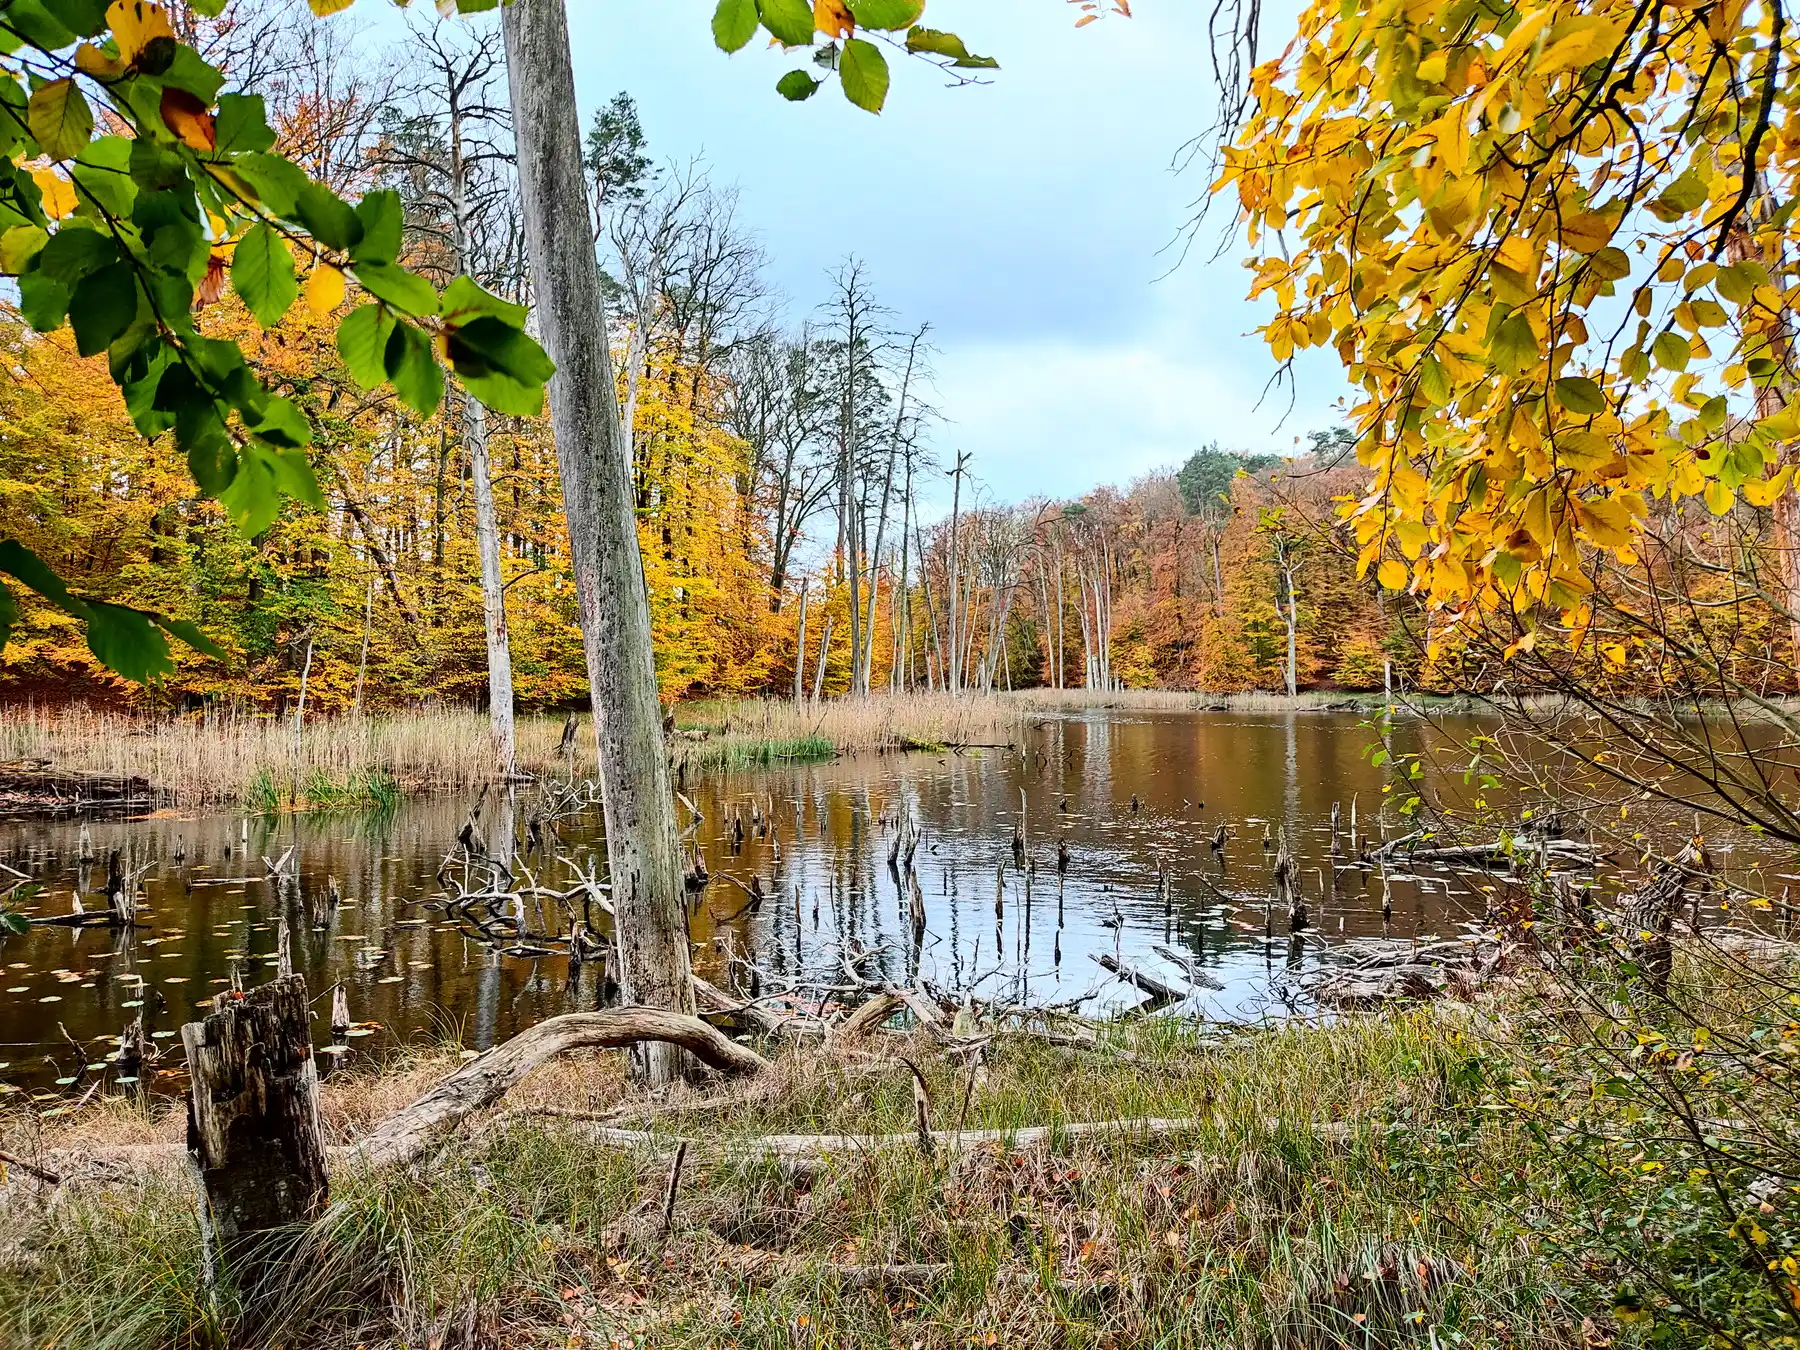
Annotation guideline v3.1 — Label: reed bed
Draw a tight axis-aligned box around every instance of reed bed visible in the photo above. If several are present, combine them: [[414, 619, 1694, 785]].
[[0, 690, 1395, 810], [0, 705, 573, 808]]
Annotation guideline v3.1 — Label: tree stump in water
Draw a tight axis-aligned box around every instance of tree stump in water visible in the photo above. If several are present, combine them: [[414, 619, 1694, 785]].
[[182, 974, 327, 1290]]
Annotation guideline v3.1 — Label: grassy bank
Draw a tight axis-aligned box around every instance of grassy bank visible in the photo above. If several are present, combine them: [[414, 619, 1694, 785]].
[[11, 952, 1785, 1350], [3, 1009, 1584, 1350]]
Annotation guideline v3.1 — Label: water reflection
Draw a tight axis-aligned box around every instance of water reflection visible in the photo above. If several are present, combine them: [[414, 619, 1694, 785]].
[[0, 709, 1706, 1096]]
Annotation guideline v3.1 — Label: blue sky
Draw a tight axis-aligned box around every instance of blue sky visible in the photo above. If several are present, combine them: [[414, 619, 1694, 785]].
[[377, 1, 1350, 509]]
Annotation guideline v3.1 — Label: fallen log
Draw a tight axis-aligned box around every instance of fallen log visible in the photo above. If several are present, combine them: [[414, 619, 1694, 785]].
[[1091, 953, 1195, 1003], [1151, 943, 1227, 991], [348, 1007, 770, 1171], [579, 1115, 1204, 1178], [1368, 834, 1601, 868]]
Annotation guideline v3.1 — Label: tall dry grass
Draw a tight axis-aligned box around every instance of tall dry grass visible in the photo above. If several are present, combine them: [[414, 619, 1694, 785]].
[[0, 689, 1391, 808], [0, 706, 573, 807]]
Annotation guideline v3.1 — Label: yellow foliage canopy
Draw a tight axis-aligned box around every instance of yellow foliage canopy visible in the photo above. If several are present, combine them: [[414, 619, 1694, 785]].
[[1222, 0, 1800, 643]]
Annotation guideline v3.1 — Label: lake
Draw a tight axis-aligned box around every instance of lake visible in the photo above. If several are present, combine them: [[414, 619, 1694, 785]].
[[0, 707, 1741, 1097]]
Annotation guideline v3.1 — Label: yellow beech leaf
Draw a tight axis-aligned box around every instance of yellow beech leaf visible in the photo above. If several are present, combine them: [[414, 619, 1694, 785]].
[[1377, 558, 1409, 590], [305, 263, 347, 317], [307, 0, 356, 13], [106, 0, 174, 63], [30, 169, 77, 219], [1561, 211, 1616, 253], [1602, 643, 1627, 668], [814, 0, 855, 38], [73, 43, 126, 80], [1503, 629, 1538, 658], [1744, 467, 1793, 507], [1704, 479, 1734, 516]]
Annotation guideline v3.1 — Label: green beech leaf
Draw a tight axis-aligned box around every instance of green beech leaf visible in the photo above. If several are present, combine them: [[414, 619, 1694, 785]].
[[19, 268, 72, 330], [230, 221, 298, 327], [232, 153, 308, 217], [1554, 376, 1606, 415], [218, 444, 290, 537], [176, 397, 236, 495], [71, 136, 134, 218], [293, 182, 362, 252], [1652, 330, 1691, 372], [27, 79, 93, 161], [384, 322, 445, 417], [839, 39, 890, 112], [713, 0, 758, 51], [351, 191, 403, 266], [0, 540, 81, 613], [777, 69, 821, 100], [0, 224, 46, 273], [211, 94, 276, 155], [153, 615, 224, 661], [84, 603, 174, 683], [441, 275, 527, 328], [847, 0, 924, 28], [36, 225, 118, 284], [904, 26, 998, 67], [446, 316, 554, 417], [1489, 313, 1536, 376], [336, 303, 393, 389], [68, 262, 137, 356], [354, 259, 439, 316], [758, 0, 815, 46]]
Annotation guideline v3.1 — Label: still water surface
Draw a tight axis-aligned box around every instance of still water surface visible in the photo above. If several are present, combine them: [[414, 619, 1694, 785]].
[[0, 709, 1725, 1096]]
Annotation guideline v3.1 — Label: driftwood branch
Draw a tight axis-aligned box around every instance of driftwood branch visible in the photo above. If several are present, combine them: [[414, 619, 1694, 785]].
[[348, 1007, 770, 1170]]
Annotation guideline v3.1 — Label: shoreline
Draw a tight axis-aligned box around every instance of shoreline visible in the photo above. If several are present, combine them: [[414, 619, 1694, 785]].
[[0, 687, 1761, 816]]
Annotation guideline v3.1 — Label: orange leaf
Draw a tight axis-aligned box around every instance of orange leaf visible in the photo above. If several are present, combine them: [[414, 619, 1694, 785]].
[[1075, 12, 1098, 24], [160, 87, 215, 150], [195, 253, 228, 309], [814, 0, 854, 38]]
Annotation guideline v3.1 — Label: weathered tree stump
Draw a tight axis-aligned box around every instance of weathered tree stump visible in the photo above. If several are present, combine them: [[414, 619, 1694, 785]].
[[182, 975, 327, 1290]]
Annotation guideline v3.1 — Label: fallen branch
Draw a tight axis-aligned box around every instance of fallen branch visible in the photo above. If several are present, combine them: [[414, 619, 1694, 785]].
[[577, 1115, 1203, 1178], [1091, 953, 1190, 1004], [0, 1149, 59, 1186], [348, 1007, 770, 1171]]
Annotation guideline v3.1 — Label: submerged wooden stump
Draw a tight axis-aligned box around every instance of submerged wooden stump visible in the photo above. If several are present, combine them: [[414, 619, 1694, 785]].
[[182, 974, 327, 1288]]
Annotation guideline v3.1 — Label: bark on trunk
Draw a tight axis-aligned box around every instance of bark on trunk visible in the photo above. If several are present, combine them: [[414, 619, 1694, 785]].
[[183, 975, 327, 1293], [502, 0, 694, 1083], [467, 398, 516, 772]]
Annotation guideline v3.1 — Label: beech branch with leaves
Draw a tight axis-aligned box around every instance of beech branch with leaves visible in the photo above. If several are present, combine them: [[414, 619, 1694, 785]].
[[1220, 0, 1800, 667], [0, 0, 550, 681]]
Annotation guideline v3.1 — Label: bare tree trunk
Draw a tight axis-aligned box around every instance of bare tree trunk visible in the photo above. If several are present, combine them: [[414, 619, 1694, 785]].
[[813, 618, 834, 703], [448, 82, 516, 773], [502, 0, 693, 1083], [292, 630, 314, 748], [467, 398, 516, 771], [352, 572, 374, 716], [793, 577, 809, 704], [946, 452, 968, 694]]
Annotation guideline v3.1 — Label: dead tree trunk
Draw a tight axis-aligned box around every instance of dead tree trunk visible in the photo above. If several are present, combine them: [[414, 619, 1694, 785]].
[[183, 975, 327, 1291], [502, 0, 695, 1083]]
